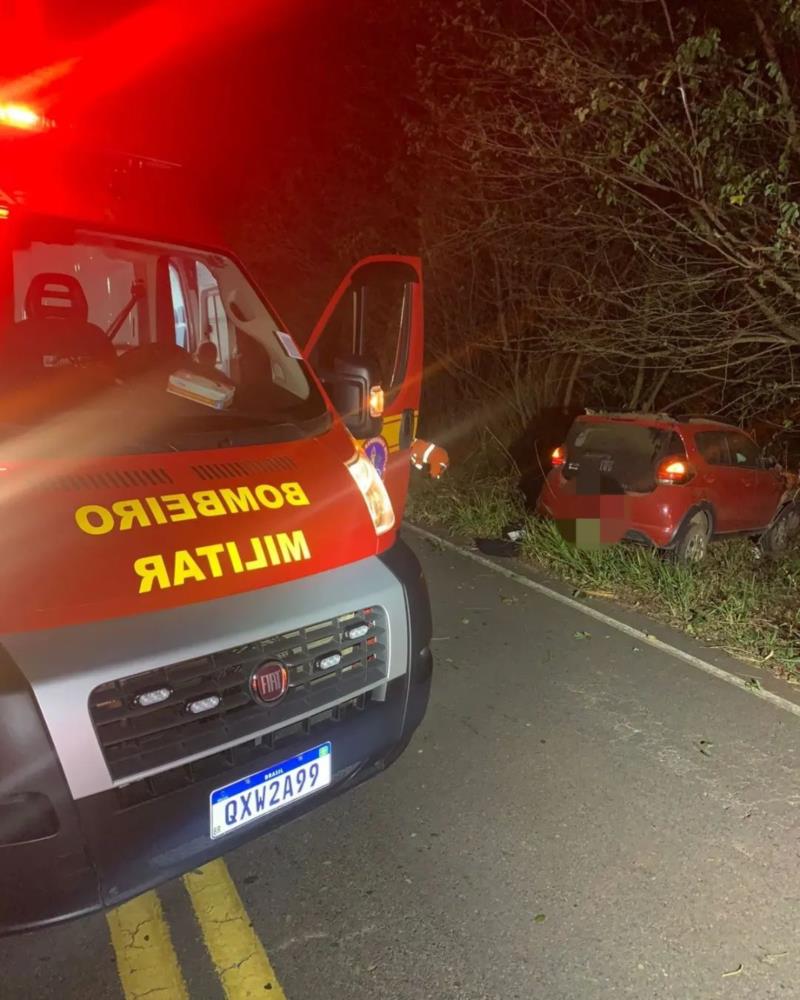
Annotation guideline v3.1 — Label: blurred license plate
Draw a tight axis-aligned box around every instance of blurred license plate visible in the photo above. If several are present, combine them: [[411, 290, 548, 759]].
[[209, 742, 332, 839]]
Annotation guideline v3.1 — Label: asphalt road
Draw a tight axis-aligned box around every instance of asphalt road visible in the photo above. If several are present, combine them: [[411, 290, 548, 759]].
[[3, 530, 800, 1000]]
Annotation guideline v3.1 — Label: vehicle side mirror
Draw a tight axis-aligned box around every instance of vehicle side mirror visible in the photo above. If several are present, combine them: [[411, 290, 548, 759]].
[[318, 354, 382, 440], [761, 453, 778, 469]]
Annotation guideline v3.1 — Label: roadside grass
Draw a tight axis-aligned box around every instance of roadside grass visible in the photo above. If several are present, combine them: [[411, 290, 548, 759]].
[[408, 474, 800, 680]]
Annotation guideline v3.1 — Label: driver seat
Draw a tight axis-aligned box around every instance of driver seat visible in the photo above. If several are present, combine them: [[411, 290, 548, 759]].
[[3, 273, 115, 372]]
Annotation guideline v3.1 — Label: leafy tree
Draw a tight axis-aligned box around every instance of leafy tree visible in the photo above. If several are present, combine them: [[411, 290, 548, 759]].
[[412, 0, 800, 450]]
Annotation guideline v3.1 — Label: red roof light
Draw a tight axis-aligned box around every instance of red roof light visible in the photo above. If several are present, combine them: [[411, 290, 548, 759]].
[[551, 445, 566, 467], [0, 102, 48, 132]]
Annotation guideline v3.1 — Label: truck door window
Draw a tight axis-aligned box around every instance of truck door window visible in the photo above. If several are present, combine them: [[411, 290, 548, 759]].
[[311, 272, 412, 398]]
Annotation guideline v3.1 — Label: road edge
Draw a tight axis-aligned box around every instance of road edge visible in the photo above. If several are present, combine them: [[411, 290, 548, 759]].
[[405, 522, 800, 722]]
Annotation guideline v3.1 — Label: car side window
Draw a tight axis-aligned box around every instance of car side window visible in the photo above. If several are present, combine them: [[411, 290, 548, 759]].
[[695, 431, 728, 466], [723, 432, 760, 469]]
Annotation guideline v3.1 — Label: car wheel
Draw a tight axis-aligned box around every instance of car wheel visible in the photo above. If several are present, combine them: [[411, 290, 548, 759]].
[[759, 504, 799, 557], [674, 514, 710, 563]]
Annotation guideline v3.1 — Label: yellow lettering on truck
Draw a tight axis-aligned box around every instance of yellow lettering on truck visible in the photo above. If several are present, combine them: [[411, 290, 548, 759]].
[[112, 498, 152, 530], [161, 494, 197, 522], [133, 555, 172, 593], [254, 484, 283, 509], [133, 530, 312, 593], [192, 491, 226, 517], [219, 487, 259, 513], [277, 530, 311, 562], [282, 482, 309, 506], [74, 481, 311, 535], [75, 504, 115, 535]]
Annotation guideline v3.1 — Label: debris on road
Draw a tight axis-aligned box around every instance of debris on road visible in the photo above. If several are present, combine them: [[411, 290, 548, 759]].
[[758, 950, 788, 965], [698, 740, 713, 757]]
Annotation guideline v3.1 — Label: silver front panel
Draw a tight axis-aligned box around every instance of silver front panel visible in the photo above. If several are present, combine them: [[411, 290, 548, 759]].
[[3, 554, 407, 800]]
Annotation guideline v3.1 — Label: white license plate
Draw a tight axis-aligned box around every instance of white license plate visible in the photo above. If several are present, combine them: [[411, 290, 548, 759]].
[[209, 742, 332, 839]]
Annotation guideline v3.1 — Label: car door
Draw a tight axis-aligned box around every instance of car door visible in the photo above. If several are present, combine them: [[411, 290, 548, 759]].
[[692, 430, 741, 532], [723, 430, 784, 529], [304, 256, 423, 524]]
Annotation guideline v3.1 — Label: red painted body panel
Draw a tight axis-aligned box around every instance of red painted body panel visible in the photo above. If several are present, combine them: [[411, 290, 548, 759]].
[[0, 137, 426, 631], [538, 473, 694, 546], [0, 422, 378, 632], [537, 415, 786, 548]]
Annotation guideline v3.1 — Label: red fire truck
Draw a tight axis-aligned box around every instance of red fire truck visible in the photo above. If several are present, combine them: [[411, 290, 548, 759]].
[[0, 103, 432, 933]]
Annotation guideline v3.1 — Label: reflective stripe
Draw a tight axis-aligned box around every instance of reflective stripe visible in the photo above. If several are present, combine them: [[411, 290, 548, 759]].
[[422, 443, 436, 464]]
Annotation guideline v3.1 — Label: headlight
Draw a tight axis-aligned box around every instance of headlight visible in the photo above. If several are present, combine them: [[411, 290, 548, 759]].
[[346, 450, 395, 536]]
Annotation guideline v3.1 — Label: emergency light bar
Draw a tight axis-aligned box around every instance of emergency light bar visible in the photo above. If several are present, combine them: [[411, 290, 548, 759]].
[[0, 102, 51, 132], [0, 98, 213, 244]]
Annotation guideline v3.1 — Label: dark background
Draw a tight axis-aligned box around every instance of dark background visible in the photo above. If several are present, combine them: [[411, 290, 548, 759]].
[[3, 0, 425, 325]]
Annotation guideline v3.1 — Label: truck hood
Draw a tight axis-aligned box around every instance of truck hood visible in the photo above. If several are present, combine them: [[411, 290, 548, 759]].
[[0, 434, 378, 632]]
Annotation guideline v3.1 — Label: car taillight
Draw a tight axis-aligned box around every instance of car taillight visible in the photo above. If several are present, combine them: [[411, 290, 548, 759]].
[[656, 455, 693, 485], [551, 445, 566, 468]]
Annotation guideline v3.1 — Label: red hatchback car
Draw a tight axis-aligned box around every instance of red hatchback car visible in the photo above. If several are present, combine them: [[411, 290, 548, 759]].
[[537, 412, 798, 560]]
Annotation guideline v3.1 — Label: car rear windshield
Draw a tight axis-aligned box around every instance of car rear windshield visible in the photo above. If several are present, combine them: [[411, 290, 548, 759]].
[[0, 216, 329, 458], [564, 420, 685, 493]]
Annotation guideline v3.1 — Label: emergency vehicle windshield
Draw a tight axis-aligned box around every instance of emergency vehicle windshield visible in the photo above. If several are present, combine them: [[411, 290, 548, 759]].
[[0, 216, 328, 458]]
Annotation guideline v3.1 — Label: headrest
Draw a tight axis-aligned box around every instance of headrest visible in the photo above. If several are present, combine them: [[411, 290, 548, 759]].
[[25, 273, 89, 323]]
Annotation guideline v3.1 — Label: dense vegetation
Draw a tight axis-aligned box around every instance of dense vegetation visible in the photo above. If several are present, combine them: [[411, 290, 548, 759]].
[[409, 471, 800, 680], [414, 0, 800, 448], [237, 0, 800, 470]]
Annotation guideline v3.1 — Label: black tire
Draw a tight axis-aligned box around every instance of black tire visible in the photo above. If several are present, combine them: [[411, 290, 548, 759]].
[[759, 503, 800, 558], [673, 513, 710, 563]]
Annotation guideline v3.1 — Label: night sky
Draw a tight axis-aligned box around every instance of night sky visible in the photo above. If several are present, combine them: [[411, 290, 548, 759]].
[[17, 1, 421, 210]]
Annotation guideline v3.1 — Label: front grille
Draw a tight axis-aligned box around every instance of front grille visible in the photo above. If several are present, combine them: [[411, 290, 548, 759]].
[[89, 607, 388, 781], [115, 693, 369, 811]]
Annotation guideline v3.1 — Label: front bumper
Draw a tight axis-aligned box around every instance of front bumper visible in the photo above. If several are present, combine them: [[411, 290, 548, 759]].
[[0, 537, 432, 935]]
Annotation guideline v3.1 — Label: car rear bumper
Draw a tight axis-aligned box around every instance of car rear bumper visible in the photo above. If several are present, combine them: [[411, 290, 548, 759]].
[[0, 537, 432, 935], [538, 477, 690, 549]]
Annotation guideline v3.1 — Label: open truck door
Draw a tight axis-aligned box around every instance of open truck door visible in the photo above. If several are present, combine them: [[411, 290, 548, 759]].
[[304, 256, 423, 524]]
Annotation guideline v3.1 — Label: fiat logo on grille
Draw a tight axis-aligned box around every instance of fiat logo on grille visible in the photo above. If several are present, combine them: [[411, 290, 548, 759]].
[[250, 661, 288, 705]]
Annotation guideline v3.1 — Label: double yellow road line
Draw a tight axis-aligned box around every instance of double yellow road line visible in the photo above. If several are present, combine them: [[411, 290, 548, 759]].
[[107, 858, 285, 999]]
